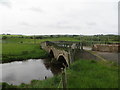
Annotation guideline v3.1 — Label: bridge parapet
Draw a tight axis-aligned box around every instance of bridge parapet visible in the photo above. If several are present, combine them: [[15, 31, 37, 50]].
[[46, 41, 82, 50]]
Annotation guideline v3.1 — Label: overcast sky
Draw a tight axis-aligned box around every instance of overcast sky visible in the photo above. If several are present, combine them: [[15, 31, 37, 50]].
[[0, 0, 119, 35]]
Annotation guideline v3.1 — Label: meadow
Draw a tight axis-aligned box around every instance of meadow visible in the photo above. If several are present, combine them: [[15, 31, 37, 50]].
[[3, 59, 118, 88], [2, 35, 79, 63]]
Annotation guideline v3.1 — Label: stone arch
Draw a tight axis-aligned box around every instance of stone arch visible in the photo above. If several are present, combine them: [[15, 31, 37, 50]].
[[57, 55, 68, 67], [49, 50, 54, 58]]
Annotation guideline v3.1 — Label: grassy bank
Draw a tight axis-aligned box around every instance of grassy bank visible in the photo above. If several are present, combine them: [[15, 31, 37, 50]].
[[2, 43, 48, 63], [3, 59, 118, 88], [67, 60, 118, 88]]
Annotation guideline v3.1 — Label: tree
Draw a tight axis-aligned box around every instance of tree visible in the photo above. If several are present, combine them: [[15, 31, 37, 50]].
[[2, 36, 7, 39]]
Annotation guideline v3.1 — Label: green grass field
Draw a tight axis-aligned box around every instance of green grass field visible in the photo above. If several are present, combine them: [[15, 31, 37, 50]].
[[2, 36, 79, 63], [2, 43, 48, 63], [3, 37, 79, 44], [3, 59, 118, 88]]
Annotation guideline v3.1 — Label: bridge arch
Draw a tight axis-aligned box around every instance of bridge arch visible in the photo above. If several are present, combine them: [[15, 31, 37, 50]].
[[49, 50, 54, 58], [57, 55, 68, 67]]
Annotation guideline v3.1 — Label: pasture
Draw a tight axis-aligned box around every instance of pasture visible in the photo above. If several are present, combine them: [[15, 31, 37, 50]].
[[2, 35, 79, 63]]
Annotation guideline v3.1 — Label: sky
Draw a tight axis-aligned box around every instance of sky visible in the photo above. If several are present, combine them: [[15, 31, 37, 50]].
[[0, 0, 119, 35]]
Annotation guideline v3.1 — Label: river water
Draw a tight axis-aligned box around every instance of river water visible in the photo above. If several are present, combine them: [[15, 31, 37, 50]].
[[0, 59, 62, 85]]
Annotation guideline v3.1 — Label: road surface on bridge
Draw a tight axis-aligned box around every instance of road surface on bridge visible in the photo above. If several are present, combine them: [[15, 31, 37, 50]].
[[83, 46, 119, 63]]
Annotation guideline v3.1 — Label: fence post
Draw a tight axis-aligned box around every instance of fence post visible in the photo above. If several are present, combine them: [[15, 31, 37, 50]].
[[34, 35, 36, 44], [81, 42, 83, 50], [61, 66, 67, 89], [68, 49, 71, 64], [68, 49, 74, 64]]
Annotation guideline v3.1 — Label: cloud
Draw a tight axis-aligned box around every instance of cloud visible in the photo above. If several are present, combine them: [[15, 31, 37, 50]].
[[0, 0, 11, 8], [47, 24, 81, 30], [2, 29, 13, 34], [19, 22, 31, 26], [29, 7, 43, 13], [1, 0, 118, 35], [19, 22, 39, 28], [87, 22, 97, 26]]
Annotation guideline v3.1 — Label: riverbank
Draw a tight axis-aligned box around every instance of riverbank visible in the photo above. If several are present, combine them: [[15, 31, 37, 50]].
[[2, 59, 118, 88], [2, 43, 48, 63]]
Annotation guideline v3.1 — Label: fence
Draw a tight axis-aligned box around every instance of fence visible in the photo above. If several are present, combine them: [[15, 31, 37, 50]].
[[58, 65, 67, 89]]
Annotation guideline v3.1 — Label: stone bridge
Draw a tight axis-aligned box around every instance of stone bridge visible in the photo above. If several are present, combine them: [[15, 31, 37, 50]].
[[41, 41, 83, 66]]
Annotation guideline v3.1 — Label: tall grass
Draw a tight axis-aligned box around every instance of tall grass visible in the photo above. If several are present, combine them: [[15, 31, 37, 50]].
[[3, 60, 118, 88], [67, 60, 118, 88]]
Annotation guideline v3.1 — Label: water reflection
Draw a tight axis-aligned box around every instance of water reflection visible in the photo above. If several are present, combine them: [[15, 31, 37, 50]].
[[0, 59, 62, 85], [43, 59, 62, 75]]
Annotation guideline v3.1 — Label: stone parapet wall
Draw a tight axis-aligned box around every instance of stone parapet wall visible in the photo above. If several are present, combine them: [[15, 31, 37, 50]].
[[92, 44, 120, 52]]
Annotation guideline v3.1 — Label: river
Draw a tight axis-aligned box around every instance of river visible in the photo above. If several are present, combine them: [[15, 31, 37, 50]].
[[0, 59, 62, 85]]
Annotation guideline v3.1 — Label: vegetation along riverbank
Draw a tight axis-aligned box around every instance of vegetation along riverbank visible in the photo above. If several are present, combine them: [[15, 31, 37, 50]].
[[2, 59, 118, 88]]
